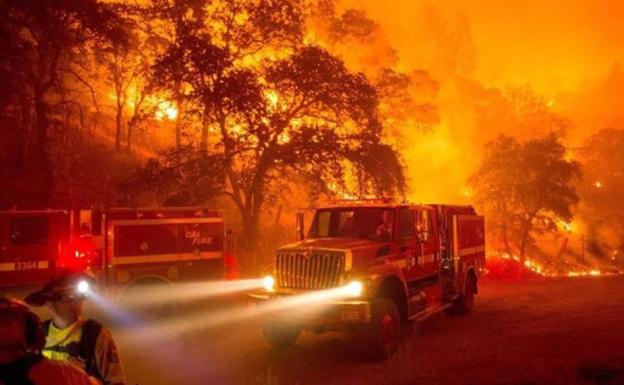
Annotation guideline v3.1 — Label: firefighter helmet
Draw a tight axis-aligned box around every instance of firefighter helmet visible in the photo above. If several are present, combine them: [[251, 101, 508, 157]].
[[0, 297, 46, 352], [25, 270, 95, 307]]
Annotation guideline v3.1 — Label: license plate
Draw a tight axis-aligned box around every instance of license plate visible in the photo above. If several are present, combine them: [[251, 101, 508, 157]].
[[339, 309, 363, 322], [15, 261, 38, 271]]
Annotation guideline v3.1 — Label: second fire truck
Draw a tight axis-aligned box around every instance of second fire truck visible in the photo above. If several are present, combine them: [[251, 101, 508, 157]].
[[0, 207, 236, 291], [250, 199, 486, 359]]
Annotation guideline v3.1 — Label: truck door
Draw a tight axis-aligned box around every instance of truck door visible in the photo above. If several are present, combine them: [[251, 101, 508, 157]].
[[452, 214, 485, 295], [415, 208, 439, 278], [397, 207, 417, 281], [0, 212, 67, 287]]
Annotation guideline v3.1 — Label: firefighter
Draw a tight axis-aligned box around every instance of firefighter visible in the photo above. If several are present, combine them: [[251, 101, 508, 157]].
[[374, 210, 393, 241], [0, 296, 97, 385], [25, 272, 126, 385]]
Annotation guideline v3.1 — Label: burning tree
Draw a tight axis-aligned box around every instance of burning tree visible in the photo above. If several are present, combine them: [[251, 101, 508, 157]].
[[125, 0, 404, 250], [307, 1, 440, 136], [576, 128, 624, 263], [469, 133, 581, 261]]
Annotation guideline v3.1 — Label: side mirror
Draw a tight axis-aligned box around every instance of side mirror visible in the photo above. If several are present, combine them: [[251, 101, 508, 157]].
[[296, 211, 305, 241]]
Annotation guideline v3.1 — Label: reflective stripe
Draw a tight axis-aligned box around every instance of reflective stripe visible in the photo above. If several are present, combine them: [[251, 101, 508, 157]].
[[458, 245, 485, 257], [108, 218, 223, 226], [111, 251, 223, 265], [396, 253, 436, 269], [0, 263, 13, 272], [38, 260, 49, 269]]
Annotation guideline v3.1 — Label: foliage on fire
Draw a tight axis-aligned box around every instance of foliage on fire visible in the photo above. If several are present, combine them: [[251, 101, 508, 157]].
[[0, 0, 622, 277], [469, 133, 581, 262], [124, 0, 406, 251]]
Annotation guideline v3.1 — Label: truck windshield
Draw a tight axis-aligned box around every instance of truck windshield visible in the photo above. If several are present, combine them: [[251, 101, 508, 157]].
[[308, 207, 394, 241]]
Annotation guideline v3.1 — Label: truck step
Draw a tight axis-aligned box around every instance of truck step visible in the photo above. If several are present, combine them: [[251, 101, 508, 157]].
[[408, 303, 453, 322]]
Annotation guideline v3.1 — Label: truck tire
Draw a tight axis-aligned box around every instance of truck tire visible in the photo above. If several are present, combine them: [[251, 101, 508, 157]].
[[366, 297, 401, 360], [122, 278, 174, 319], [262, 320, 301, 350], [448, 274, 476, 316]]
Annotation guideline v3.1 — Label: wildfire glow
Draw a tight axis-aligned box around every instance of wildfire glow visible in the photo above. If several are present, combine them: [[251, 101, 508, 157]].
[[557, 220, 574, 233], [277, 132, 291, 144], [264, 89, 279, 107], [493, 252, 620, 278], [327, 182, 358, 200], [155, 101, 178, 121], [568, 270, 604, 277], [164, 106, 178, 120]]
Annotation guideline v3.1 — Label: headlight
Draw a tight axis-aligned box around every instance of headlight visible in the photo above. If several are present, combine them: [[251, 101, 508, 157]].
[[76, 280, 90, 295], [344, 280, 363, 297], [262, 275, 275, 292]]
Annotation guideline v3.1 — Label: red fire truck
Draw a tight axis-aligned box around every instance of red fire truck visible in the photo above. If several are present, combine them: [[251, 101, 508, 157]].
[[250, 199, 486, 359], [0, 207, 235, 289]]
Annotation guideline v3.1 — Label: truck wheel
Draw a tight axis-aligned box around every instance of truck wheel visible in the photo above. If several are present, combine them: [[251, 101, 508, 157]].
[[366, 297, 401, 360], [448, 275, 476, 316], [122, 278, 174, 319], [262, 320, 301, 350]]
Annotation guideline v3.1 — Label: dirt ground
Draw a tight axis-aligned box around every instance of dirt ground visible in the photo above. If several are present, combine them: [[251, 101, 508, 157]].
[[4, 275, 624, 385]]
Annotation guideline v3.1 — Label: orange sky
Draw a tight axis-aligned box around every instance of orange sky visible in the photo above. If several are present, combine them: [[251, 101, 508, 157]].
[[332, 0, 624, 203], [347, 0, 624, 96]]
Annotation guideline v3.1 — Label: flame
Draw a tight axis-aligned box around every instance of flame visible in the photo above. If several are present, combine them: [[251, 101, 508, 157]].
[[277, 132, 291, 144], [155, 101, 178, 121], [327, 182, 358, 200], [557, 219, 574, 233], [164, 106, 178, 120], [567, 270, 603, 277], [264, 89, 279, 108], [488, 252, 620, 278], [498, 253, 620, 278], [594, 181, 603, 188]]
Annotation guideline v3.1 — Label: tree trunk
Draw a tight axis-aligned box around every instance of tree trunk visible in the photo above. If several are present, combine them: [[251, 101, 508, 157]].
[[518, 218, 532, 263], [200, 114, 209, 153], [126, 122, 133, 152], [16, 94, 31, 169], [241, 212, 258, 250], [175, 117, 182, 151], [174, 89, 183, 152], [236, 188, 265, 271], [115, 103, 123, 150], [33, 85, 54, 202], [501, 220, 513, 257]]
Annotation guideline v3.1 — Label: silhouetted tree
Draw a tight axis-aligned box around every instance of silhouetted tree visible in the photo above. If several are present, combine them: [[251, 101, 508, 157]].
[[0, 0, 129, 202], [469, 133, 581, 260], [576, 128, 624, 261], [130, 0, 404, 249]]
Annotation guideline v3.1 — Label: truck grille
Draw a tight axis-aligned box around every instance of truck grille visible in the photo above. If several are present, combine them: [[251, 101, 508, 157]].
[[276, 251, 346, 290]]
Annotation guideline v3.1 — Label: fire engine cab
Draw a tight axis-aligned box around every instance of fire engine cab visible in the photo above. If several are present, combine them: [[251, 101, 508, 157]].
[[250, 199, 486, 359], [0, 208, 235, 289]]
